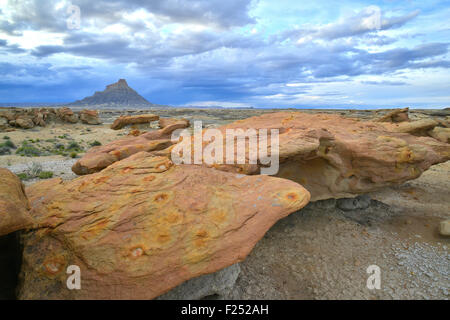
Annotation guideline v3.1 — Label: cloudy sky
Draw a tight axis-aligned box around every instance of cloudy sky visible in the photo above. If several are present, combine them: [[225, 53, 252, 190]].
[[0, 0, 449, 108]]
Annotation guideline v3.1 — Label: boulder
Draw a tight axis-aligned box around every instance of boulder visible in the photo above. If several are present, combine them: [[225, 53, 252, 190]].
[[0, 169, 33, 237], [428, 127, 450, 143], [375, 108, 409, 123], [159, 118, 190, 129], [32, 112, 46, 127], [386, 119, 438, 136], [56, 107, 79, 123], [72, 123, 186, 175], [0, 117, 8, 131], [79, 109, 102, 125], [110, 114, 159, 130], [336, 195, 371, 211], [19, 152, 310, 299], [15, 116, 35, 129]]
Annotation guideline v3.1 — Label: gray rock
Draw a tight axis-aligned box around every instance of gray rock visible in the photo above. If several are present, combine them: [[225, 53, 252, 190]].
[[307, 198, 337, 210], [157, 263, 241, 300], [336, 195, 371, 211]]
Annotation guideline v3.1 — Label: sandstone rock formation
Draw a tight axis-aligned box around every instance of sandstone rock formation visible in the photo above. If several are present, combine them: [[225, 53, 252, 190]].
[[386, 119, 439, 136], [0, 169, 33, 237], [0, 107, 105, 130], [183, 112, 450, 201], [427, 127, 450, 143], [111, 114, 159, 130], [72, 111, 450, 201], [159, 118, 190, 129], [56, 107, 79, 123], [19, 152, 310, 299], [72, 123, 185, 175], [375, 108, 409, 123], [14, 117, 34, 129], [79, 109, 102, 125]]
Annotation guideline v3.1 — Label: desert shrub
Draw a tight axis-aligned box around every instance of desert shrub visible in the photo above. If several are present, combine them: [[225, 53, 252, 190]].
[[70, 152, 77, 158], [26, 162, 43, 177], [3, 136, 10, 140], [16, 142, 42, 157], [67, 141, 83, 152], [54, 143, 65, 150], [17, 163, 53, 180], [0, 146, 11, 155], [3, 140, 16, 149], [90, 140, 102, 147], [17, 173, 30, 180], [38, 171, 53, 179]]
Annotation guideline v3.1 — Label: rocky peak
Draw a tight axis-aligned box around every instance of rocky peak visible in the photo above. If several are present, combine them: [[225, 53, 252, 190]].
[[106, 79, 130, 90], [68, 79, 154, 108]]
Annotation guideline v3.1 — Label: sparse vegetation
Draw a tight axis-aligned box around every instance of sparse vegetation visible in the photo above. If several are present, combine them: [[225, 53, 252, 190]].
[[16, 141, 42, 157], [3, 140, 16, 149], [70, 152, 78, 158], [38, 171, 54, 179], [90, 140, 102, 146], [17, 162, 53, 181], [0, 139, 17, 155], [0, 146, 11, 155]]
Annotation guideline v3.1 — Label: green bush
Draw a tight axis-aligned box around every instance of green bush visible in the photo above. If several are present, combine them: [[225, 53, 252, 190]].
[[3, 140, 16, 149], [0, 146, 11, 155], [90, 140, 102, 147], [3, 136, 10, 140], [67, 141, 83, 152], [38, 171, 54, 179], [70, 152, 78, 158], [17, 173, 30, 180], [16, 142, 42, 157]]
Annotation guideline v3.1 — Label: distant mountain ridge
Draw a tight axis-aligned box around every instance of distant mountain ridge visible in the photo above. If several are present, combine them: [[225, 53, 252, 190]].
[[68, 79, 157, 108]]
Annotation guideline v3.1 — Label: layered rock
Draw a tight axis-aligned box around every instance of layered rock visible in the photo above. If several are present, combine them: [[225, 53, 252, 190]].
[[111, 114, 159, 130], [0, 169, 33, 236], [159, 118, 190, 129], [73, 112, 449, 200], [385, 119, 439, 136], [375, 108, 409, 123], [181, 112, 450, 201], [19, 152, 310, 299], [72, 123, 184, 175], [79, 109, 102, 125], [69, 79, 155, 108], [56, 107, 79, 124], [428, 127, 450, 143]]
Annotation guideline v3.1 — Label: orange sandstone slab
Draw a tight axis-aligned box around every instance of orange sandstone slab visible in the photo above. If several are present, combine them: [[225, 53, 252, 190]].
[[20, 152, 310, 299], [110, 114, 159, 130], [72, 124, 184, 175], [202, 112, 450, 200], [0, 168, 33, 236]]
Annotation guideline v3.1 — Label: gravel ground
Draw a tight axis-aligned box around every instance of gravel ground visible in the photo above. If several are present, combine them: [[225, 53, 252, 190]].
[[4, 158, 78, 185]]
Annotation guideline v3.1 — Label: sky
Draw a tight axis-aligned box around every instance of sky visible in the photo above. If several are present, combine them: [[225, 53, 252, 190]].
[[0, 0, 449, 109]]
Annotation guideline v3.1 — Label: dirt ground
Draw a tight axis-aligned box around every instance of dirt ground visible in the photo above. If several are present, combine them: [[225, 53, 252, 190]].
[[231, 161, 449, 300]]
